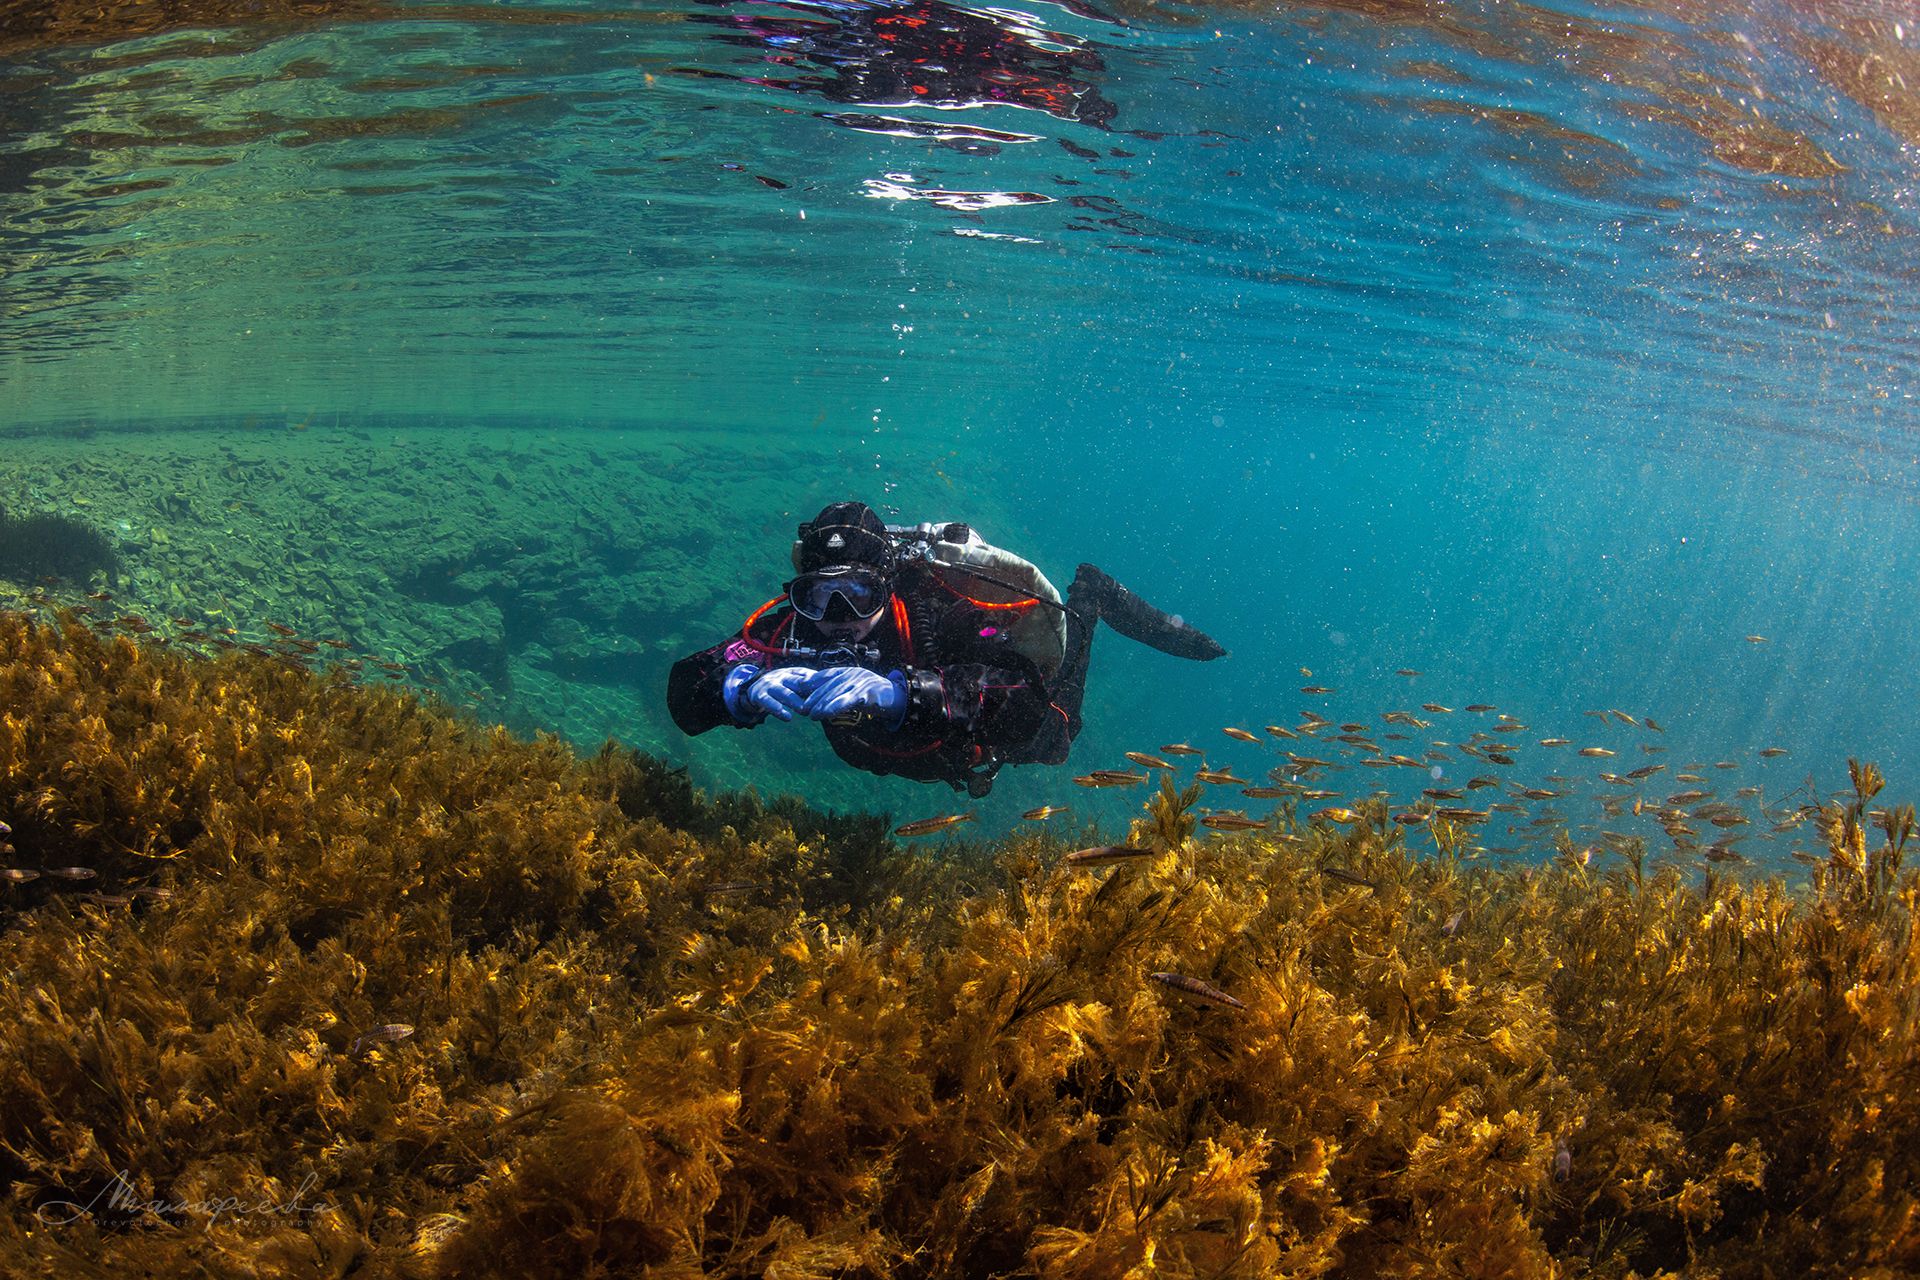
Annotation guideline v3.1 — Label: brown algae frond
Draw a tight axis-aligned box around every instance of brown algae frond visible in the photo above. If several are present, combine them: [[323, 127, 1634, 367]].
[[1, 609, 1918, 1277]]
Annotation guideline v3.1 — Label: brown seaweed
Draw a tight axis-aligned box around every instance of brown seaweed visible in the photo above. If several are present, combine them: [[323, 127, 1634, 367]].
[[0, 609, 1916, 1277]]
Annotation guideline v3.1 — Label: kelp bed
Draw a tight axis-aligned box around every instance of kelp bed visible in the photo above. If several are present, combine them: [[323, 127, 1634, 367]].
[[0, 612, 1915, 1279]]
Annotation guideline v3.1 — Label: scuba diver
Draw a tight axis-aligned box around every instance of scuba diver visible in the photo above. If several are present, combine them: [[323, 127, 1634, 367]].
[[667, 501, 1226, 797]]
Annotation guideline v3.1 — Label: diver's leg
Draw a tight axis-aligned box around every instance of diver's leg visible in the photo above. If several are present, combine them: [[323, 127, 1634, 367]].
[[1073, 563, 1228, 661], [1054, 574, 1101, 741], [1020, 571, 1101, 765], [1020, 564, 1223, 768]]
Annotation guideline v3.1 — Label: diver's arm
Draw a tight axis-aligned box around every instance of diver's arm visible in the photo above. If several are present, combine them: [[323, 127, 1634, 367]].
[[666, 642, 740, 736]]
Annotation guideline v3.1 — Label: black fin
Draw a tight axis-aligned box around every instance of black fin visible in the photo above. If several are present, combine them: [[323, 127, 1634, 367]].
[[1071, 564, 1227, 661]]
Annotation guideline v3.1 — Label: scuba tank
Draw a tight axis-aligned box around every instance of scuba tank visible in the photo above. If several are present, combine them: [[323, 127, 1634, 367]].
[[888, 522, 1067, 677]]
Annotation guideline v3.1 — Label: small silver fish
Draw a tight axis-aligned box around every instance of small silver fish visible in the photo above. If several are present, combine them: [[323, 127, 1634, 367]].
[[47, 867, 97, 881], [349, 1024, 415, 1054], [1072, 770, 1147, 788], [894, 813, 976, 837], [1319, 864, 1377, 890], [1553, 1138, 1572, 1183], [1148, 972, 1247, 1010], [1062, 845, 1154, 868], [2, 868, 40, 883]]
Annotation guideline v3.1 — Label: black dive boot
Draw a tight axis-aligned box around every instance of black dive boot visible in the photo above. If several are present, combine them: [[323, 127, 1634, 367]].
[[1071, 564, 1228, 661]]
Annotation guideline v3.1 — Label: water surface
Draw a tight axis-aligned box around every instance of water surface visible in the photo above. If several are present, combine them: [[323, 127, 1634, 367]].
[[4, 0, 1917, 856]]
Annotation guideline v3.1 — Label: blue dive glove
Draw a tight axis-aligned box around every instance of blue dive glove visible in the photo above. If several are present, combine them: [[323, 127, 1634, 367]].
[[800, 667, 907, 728], [723, 665, 819, 722]]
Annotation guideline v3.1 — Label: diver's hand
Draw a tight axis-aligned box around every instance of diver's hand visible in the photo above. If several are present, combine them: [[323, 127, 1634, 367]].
[[800, 667, 906, 728], [724, 665, 820, 722]]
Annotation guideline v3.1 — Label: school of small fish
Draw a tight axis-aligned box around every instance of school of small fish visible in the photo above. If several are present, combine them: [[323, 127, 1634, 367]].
[[880, 656, 1827, 870]]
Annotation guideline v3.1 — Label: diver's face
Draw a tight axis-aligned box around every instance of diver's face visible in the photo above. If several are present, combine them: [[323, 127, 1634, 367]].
[[815, 611, 883, 644]]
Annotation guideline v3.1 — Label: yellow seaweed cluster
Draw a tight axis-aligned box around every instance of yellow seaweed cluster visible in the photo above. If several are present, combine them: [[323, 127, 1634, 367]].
[[1, 609, 1916, 1277]]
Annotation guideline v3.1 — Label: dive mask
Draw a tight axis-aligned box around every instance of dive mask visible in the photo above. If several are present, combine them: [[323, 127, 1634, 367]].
[[788, 565, 891, 622]]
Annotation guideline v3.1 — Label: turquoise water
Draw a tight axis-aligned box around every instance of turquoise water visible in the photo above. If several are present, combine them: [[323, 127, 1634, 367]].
[[4, 0, 1919, 857]]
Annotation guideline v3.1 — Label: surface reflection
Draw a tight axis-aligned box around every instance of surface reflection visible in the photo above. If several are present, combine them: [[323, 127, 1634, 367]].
[[692, 0, 1118, 127]]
